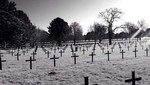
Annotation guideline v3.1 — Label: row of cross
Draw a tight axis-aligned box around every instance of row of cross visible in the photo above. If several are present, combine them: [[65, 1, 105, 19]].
[[84, 71, 142, 85]]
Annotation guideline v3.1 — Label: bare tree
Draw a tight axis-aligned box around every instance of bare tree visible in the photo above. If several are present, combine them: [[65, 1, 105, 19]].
[[70, 22, 83, 45], [98, 8, 123, 45]]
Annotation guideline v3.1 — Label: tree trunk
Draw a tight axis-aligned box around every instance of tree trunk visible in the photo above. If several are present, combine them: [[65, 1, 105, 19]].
[[74, 35, 76, 45], [108, 24, 112, 45]]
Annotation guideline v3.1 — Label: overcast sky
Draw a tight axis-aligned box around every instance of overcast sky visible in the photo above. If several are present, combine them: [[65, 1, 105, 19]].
[[10, 0, 150, 34]]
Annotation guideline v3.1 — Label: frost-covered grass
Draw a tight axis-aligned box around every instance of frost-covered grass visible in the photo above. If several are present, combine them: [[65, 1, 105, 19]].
[[0, 41, 150, 85]]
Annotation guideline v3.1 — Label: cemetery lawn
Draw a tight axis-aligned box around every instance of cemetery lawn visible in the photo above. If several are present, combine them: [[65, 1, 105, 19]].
[[0, 42, 150, 85]]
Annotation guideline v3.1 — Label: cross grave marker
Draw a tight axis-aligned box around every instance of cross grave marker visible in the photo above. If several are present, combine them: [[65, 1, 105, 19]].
[[0, 57, 6, 70], [31, 52, 36, 60], [89, 52, 96, 62], [50, 55, 59, 67], [84, 77, 98, 85], [125, 71, 142, 85], [46, 51, 50, 58], [82, 48, 86, 55], [120, 50, 125, 59], [105, 51, 111, 61], [15, 52, 21, 61], [133, 48, 138, 58], [10, 50, 15, 56], [26, 57, 36, 69], [59, 50, 63, 57], [71, 53, 79, 64], [145, 48, 149, 56]]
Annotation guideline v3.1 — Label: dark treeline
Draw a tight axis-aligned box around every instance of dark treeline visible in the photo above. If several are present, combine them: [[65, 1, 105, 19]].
[[0, 0, 49, 48]]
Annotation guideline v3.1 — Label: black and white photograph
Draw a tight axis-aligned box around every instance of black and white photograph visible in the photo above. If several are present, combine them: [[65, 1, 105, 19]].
[[1, 0, 150, 85]]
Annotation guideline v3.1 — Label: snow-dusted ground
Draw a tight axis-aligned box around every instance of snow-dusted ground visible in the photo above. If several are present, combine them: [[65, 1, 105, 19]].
[[0, 41, 150, 85]]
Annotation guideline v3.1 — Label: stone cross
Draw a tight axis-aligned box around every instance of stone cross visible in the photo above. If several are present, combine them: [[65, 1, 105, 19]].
[[145, 48, 149, 56], [31, 52, 36, 60], [120, 50, 125, 59], [46, 51, 50, 58], [133, 48, 138, 58], [89, 52, 96, 62], [59, 50, 63, 57], [84, 77, 89, 85], [82, 48, 86, 55], [0, 57, 6, 70], [26, 57, 36, 69], [71, 53, 79, 64], [84, 77, 98, 85], [127, 45, 130, 51], [105, 51, 111, 61], [10, 50, 15, 56], [125, 71, 142, 85], [15, 52, 21, 61], [50, 55, 59, 67]]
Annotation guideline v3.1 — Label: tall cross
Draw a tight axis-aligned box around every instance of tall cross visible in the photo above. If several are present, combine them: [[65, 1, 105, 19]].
[[105, 51, 111, 61], [120, 50, 125, 59], [15, 52, 21, 61], [119, 46, 122, 51], [89, 52, 96, 62], [46, 51, 50, 58], [125, 71, 142, 85], [82, 48, 86, 55], [127, 45, 130, 51], [84, 77, 89, 85], [145, 48, 149, 56], [26, 57, 36, 69], [0, 57, 6, 70], [10, 50, 15, 56], [133, 48, 138, 58], [71, 53, 79, 64], [50, 55, 59, 67], [59, 50, 63, 57], [31, 52, 36, 60]]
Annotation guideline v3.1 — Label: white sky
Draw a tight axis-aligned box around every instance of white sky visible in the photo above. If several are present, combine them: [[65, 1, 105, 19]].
[[11, 0, 150, 34]]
